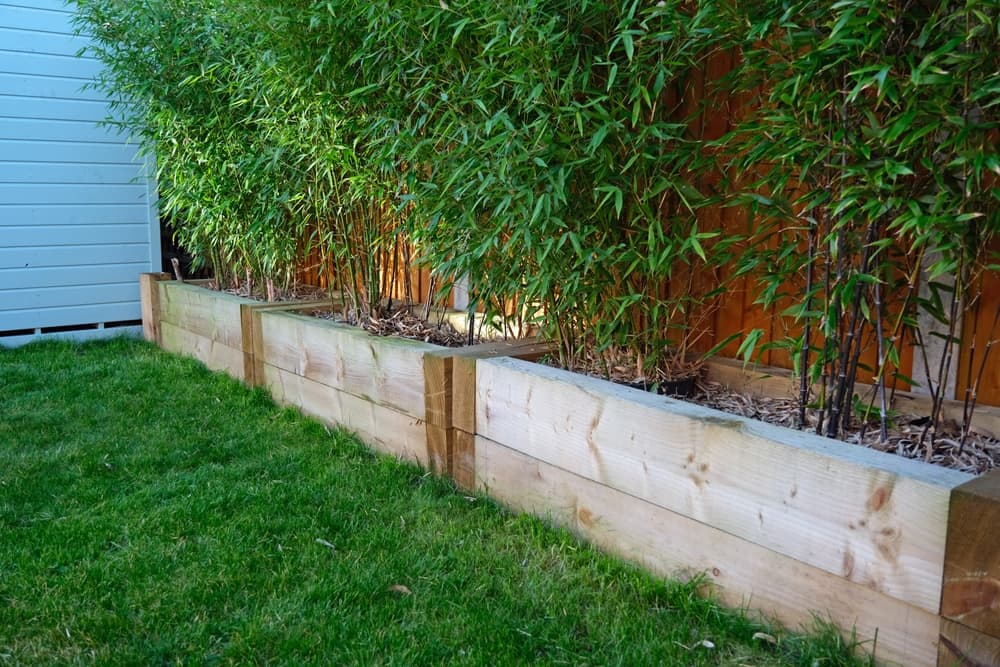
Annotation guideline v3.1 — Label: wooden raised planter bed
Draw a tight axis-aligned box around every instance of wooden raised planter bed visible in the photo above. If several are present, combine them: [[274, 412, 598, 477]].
[[139, 273, 332, 384], [140, 274, 998, 666], [139, 273, 552, 472], [469, 357, 999, 667]]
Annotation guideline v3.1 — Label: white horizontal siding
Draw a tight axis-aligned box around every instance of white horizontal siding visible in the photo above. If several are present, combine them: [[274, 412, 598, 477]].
[[0, 50, 102, 79], [0, 28, 87, 59], [0, 281, 138, 310], [2, 0, 71, 14], [0, 138, 141, 163], [1, 301, 140, 332], [0, 0, 159, 342], [0, 161, 140, 183], [1, 224, 151, 246], [0, 261, 148, 289], [0, 116, 124, 145], [0, 242, 149, 268], [0, 204, 151, 226], [2, 2, 73, 32], [0, 95, 109, 122], [0, 183, 147, 204], [0, 72, 107, 101]]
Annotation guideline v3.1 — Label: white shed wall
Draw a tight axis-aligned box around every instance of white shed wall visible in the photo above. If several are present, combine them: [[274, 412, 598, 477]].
[[0, 0, 159, 345]]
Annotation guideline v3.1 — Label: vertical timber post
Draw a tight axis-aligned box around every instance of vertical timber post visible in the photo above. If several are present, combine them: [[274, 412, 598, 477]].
[[939, 470, 1000, 666], [139, 272, 172, 345], [422, 339, 557, 489], [241, 299, 338, 387]]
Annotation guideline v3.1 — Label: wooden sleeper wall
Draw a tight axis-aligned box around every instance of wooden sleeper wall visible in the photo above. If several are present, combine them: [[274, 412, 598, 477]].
[[140, 273, 1000, 667]]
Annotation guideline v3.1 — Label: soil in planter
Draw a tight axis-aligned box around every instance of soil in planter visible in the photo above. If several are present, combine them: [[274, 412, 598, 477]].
[[691, 380, 998, 475], [625, 375, 698, 397], [206, 279, 329, 303], [309, 303, 474, 348]]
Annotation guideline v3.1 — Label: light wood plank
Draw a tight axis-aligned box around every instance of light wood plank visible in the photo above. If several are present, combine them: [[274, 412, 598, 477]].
[[158, 282, 248, 349], [159, 320, 243, 381], [449, 339, 556, 433], [453, 430, 476, 491], [476, 357, 973, 614], [239, 299, 335, 386], [262, 363, 428, 467], [425, 423, 452, 476], [259, 311, 439, 419], [476, 436, 941, 667], [423, 352, 453, 427]]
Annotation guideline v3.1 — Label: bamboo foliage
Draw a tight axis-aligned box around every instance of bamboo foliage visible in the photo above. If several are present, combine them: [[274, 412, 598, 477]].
[[75, 1, 1000, 435], [324, 0, 743, 374], [73, 0, 403, 317], [723, 0, 1000, 442]]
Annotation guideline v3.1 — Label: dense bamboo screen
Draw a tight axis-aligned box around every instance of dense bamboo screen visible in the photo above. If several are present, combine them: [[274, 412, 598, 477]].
[[292, 49, 998, 408]]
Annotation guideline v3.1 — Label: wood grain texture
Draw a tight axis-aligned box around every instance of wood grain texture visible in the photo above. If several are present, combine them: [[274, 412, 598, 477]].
[[453, 430, 476, 491], [263, 363, 429, 467], [160, 320, 243, 380], [425, 339, 555, 477], [476, 436, 940, 667], [158, 282, 249, 349], [476, 357, 973, 614], [239, 300, 335, 386], [938, 618, 1000, 667], [942, 471, 1000, 637], [423, 352, 453, 427], [450, 339, 557, 434], [139, 273, 170, 343], [425, 423, 452, 476], [259, 311, 440, 419]]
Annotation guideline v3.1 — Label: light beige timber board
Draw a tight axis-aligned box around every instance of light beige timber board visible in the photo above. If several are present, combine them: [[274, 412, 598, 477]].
[[157, 282, 250, 348], [424, 338, 555, 430], [263, 363, 428, 467], [452, 354, 478, 435], [160, 320, 244, 381], [259, 310, 441, 420], [448, 339, 557, 433], [423, 352, 453, 427], [240, 304, 256, 385], [240, 300, 337, 386], [476, 357, 974, 614], [453, 429, 476, 491], [425, 423, 452, 475], [476, 436, 940, 667], [705, 357, 1000, 437]]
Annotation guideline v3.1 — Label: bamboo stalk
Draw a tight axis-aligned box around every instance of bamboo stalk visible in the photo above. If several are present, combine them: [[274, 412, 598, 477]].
[[873, 272, 889, 442], [799, 218, 816, 429]]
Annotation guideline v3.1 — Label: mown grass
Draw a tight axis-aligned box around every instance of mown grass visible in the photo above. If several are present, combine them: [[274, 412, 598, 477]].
[[0, 338, 868, 666]]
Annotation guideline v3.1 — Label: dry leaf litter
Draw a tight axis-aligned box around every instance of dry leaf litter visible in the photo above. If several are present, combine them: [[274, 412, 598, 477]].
[[565, 345, 997, 475]]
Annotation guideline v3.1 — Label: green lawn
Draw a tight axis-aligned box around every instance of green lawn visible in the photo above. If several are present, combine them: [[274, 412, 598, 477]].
[[0, 338, 866, 666]]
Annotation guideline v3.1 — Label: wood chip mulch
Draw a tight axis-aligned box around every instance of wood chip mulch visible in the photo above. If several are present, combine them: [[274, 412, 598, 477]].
[[312, 305, 471, 348], [216, 281, 329, 302], [690, 379, 999, 475], [556, 346, 998, 474]]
